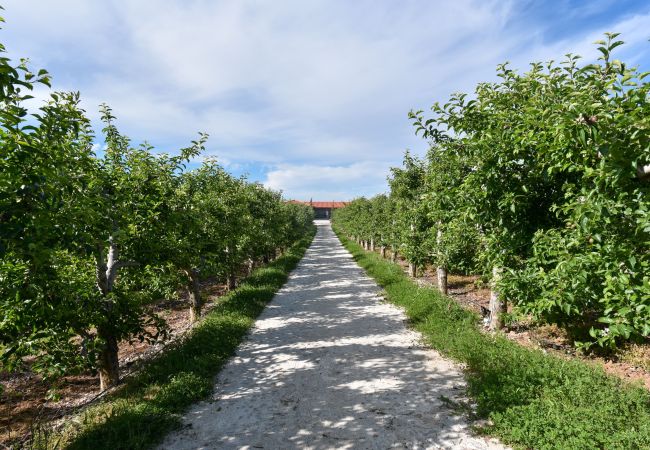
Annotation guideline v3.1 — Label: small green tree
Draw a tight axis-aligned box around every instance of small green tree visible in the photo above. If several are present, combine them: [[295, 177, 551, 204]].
[[389, 152, 431, 277]]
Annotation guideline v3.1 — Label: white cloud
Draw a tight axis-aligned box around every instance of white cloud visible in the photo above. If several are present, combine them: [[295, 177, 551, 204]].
[[265, 162, 390, 200], [3, 0, 650, 199]]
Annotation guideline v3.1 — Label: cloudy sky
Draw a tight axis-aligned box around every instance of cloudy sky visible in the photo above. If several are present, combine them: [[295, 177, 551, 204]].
[[3, 0, 650, 200]]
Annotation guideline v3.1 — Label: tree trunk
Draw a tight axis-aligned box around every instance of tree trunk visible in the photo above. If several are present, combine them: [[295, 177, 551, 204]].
[[263, 254, 269, 264], [187, 268, 201, 324], [391, 246, 397, 263], [370, 238, 375, 252], [94, 237, 127, 391], [408, 223, 417, 277], [488, 266, 505, 330], [98, 328, 119, 391], [437, 266, 448, 295], [228, 272, 237, 291], [247, 258, 254, 276], [436, 227, 448, 295], [380, 246, 386, 258], [408, 262, 417, 278]]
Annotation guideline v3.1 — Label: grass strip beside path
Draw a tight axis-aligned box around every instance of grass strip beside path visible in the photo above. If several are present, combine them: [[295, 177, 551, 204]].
[[335, 227, 650, 450], [45, 230, 315, 450]]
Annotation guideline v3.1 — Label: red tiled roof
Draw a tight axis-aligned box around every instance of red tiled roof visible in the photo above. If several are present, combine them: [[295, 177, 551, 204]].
[[289, 200, 348, 208]]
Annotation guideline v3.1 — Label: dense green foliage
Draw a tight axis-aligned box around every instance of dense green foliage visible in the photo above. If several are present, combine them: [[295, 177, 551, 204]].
[[335, 228, 650, 449], [335, 35, 650, 348], [0, 22, 313, 390]]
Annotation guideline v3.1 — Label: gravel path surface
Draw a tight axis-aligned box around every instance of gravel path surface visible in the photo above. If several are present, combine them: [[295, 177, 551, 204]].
[[159, 221, 505, 450]]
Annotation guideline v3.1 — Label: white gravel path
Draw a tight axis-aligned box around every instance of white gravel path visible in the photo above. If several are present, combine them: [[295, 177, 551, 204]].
[[159, 221, 506, 450]]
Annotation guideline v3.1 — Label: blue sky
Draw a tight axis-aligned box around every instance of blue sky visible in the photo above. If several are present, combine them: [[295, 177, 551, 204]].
[[3, 0, 650, 200]]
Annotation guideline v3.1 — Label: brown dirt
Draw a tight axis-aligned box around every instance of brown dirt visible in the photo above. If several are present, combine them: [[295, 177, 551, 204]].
[[383, 249, 650, 391], [0, 279, 229, 448]]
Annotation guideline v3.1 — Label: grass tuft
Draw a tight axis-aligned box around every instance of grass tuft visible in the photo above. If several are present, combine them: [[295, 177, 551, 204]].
[[43, 230, 315, 450], [335, 227, 650, 450]]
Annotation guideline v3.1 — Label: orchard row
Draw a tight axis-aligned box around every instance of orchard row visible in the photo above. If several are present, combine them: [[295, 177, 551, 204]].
[[0, 31, 313, 391], [334, 34, 649, 350]]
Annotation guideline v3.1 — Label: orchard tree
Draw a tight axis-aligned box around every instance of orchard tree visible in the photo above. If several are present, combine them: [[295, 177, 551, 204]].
[[0, 11, 316, 393], [81, 106, 206, 389], [501, 35, 650, 348], [0, 32, 100, 379], [388, 152, 431, 277], [369, 194, 392, 258], [340, 33, 648, 347], [410, 57, 577, 327], [418, 141, 480, 294], [283, 202, 315, 247]]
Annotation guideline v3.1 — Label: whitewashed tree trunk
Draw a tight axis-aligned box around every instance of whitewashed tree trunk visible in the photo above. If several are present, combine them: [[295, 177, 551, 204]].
[[637, 162, 650, 180], [408, 262, 417, 278], [408, 222, 417, 277], [437, 266, 448, 295], [488, 266, 505, 330], [436, 226, 448, 295], [186, 268, 201, 324], [95, 238, 119, 391], [380, 246, 386, 258], [370, 238, 375, 252], [94, 235, 136, 391]]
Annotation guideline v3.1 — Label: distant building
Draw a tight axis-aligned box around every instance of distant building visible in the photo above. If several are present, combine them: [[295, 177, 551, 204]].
[[289, 200, 348, 219]]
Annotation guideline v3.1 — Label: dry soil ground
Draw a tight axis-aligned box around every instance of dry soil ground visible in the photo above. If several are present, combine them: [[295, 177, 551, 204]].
[[159, 221, 505, 450]]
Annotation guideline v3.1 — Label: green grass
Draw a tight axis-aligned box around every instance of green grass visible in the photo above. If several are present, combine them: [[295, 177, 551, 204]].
[[334, 227, 650, 450], [40, 230, 315, 450]]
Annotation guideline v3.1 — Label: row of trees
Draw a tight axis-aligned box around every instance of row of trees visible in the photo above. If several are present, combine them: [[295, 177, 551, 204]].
[[334, 34, 649, 350], [0, 27, 314, 390]]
